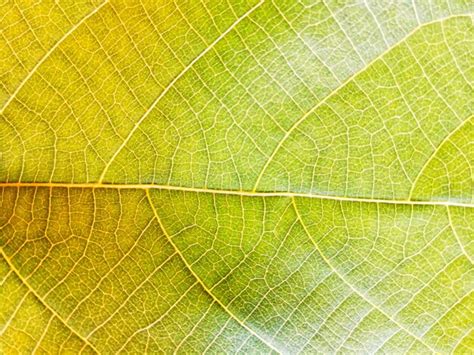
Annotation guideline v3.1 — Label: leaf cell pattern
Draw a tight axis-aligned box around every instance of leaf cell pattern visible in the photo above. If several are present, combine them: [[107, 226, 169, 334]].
[[0, 0, 473, 353]]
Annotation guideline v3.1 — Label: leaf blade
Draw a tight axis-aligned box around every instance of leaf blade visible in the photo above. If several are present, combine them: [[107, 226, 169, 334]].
[[1, 1, 473, 353]]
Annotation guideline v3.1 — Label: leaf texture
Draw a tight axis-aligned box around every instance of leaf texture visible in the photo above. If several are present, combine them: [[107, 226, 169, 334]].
[[0, 0, 473, 353]]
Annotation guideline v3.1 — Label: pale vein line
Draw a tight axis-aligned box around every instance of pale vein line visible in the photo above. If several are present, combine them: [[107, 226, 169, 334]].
[[202, 317, 233, 354], [0, 287, 29, 336], [0, 1, 109, 114], [65, 216, 156, 322], [1, 182, 472, 208], [116, 281, 199, 353], [334, 306, 375, 353], [412, 0, 421, 25], [273, 271, 332, 340], [446, 206, 473, 263], [371, 329, 415, 354], [252, 14, 471, 191], [97, 0, 264, 183], [421, 290, 474, 338], [85, 250, 178, 339], [145, 189, 281, 354], [453, 326, 474, 353], [298, 288, 354, 352], [0, 249, 99, 353], [173, 298, 215, 353], [364, 0, 390, 48], [408, 115, 473, 200], [291, 198, 436, 352], [31, 314, 54, 354]]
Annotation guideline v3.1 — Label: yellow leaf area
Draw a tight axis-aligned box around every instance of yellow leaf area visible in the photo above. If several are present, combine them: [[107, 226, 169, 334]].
[[1, 1, 473, 353]]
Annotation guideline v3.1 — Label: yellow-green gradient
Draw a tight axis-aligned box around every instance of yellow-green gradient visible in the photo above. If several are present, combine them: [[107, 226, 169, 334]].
[[1, 1, 473, 353]]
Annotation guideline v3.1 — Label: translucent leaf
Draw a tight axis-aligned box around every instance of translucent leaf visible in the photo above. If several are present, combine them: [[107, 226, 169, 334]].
[[1, 1, 473, 353]]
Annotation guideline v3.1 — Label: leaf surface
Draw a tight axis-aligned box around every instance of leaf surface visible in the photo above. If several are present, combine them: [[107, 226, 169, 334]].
[[1, 1, 473, 353]]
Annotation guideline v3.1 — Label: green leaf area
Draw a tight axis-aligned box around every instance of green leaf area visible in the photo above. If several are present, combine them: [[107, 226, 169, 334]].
[[1, 1, 473, 353]]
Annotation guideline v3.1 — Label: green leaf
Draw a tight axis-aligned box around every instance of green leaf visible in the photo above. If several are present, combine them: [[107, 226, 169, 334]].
[[1, 1, 473, 353]]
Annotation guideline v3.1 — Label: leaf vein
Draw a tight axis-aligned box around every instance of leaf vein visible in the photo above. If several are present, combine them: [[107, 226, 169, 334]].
[[145, 189, 281, 354], [0, 1, 109, 114], [0, 249, 99, 353]]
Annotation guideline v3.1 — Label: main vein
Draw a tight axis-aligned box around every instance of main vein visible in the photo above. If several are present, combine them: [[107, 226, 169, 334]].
[[0, 182, 472, 208]]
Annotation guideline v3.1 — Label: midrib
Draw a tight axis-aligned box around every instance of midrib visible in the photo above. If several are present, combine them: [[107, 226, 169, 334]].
[[1, 182, 472, 208]]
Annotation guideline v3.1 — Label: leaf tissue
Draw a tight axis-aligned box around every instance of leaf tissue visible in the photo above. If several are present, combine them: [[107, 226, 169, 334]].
[[0, 0, 473, 353]]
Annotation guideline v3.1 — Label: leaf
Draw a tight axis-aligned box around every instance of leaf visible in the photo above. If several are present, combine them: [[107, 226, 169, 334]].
[[0, 1, 473, 353]]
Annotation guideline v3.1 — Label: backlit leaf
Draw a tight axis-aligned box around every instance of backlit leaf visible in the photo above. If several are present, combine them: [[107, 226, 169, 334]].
[[1, 1, 473, 353]]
